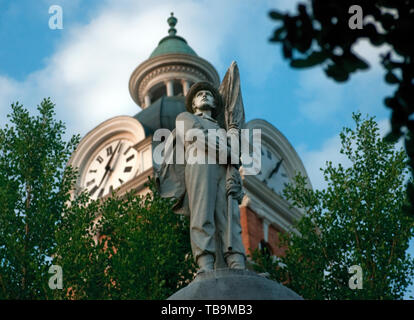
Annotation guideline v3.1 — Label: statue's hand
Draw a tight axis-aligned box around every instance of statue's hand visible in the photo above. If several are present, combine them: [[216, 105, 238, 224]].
[[226, 166, 244, 203]]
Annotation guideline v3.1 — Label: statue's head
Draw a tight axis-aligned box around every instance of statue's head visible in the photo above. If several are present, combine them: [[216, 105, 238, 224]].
[[186, 81, 223, 118], [192, 90, 215, 112]]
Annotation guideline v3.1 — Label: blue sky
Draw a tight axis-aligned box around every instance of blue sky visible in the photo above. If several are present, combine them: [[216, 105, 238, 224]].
[[1, 0, 413, 298]]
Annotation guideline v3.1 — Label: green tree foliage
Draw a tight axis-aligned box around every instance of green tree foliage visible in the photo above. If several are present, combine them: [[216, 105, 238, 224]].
[[0, 99, 80, 299], [0, 100, 195, 299], [268, 0, 414, 214], [53, 183, 195, 300], [251, 113, 414, 299]]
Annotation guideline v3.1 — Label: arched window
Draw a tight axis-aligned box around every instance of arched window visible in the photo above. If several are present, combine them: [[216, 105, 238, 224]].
[[259, 239, 273, 257], [173, 80, 183, 96], [150, 83, 167, 103]]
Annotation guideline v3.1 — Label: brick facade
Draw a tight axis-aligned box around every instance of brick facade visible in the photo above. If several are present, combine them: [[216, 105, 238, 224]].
[[240, 205, 286, 258], [268, 224, 285, 257], [240, 206, 263, 256]]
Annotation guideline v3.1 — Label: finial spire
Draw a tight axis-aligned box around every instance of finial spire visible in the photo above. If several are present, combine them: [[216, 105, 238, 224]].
[[167, 12, 177, 36]]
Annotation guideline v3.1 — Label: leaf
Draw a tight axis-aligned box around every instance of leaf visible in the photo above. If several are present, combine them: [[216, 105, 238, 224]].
[[354, 56, 369, 70], [269, 10, 284, 20], [324, 63, 349, 82], [341, 53, 369, 73], [384, 97, 399, 110], [282, 42, 292, 59], [385, 72, 399, 84], [384, 130, 402, 143], [290, 51, 327, 68], [270, 27, 286, 42]]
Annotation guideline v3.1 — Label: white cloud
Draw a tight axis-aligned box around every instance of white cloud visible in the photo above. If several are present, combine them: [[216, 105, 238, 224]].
[[295, 69, 345, 123], [0, 76, 20, 119], [352, 38, 390, 70]]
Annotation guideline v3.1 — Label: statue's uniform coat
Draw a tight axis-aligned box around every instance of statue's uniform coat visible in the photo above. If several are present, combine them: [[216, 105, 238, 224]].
[[173, 111, 245, 262], [157, 63, 246, 270]]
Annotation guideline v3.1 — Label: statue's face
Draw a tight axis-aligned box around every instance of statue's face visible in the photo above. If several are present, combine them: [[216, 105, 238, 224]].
[[192, 90, 216, 112]]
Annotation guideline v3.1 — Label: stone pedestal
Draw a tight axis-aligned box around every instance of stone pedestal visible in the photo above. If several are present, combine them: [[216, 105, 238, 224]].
[[167, 268, 303, 300]]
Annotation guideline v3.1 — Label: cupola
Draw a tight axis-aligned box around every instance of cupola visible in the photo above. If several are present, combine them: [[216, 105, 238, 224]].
[[129, 13, 220, 108]]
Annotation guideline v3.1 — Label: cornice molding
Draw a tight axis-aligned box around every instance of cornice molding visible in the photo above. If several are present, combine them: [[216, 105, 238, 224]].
[[111, 167, 154, 198], [129, 53, 220, 107], [138, 64, 208, 105], [242, 174, 302, 234]]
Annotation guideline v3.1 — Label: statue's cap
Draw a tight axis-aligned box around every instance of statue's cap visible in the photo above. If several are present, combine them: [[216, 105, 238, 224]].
[[185, 81, 223, 116]]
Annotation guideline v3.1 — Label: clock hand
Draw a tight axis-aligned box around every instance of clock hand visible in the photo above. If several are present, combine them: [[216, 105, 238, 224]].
[[268, 158, 283, 180], [109, 143, 124, 174], [97, 141, 122, 189], [97, 165, 110, 189], [105, 143, 124, 187], [106, 140, 122, 171]]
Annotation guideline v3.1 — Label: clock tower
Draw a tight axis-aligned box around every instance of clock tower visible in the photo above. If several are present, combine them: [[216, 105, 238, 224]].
[[68, 13, 311, 259]]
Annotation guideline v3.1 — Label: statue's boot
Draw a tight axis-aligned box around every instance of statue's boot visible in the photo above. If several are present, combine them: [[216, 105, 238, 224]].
[[225, 253, 246, 269], [197, 254, 215, 274]]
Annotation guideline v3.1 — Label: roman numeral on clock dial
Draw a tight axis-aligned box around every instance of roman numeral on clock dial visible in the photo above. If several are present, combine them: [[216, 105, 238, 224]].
[[106, 146, 113, 156]]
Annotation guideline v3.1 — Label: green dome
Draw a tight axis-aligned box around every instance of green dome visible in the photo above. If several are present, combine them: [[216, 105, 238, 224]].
[[134, 96, 186, 136], [149, 36, 197, 58], [149, 13, 197, 58]]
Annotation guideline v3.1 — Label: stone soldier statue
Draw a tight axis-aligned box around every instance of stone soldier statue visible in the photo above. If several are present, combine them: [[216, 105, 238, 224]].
[[157, 62, 246, 273]]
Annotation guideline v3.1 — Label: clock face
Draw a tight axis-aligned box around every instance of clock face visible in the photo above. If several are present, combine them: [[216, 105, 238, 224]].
[[257, 145, 290, 195], [83, 139, 139, 199]]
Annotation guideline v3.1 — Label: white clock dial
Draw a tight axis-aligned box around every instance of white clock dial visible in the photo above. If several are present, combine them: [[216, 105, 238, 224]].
[[83, 139, 139, 199], [257, 146, 290, 195]]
